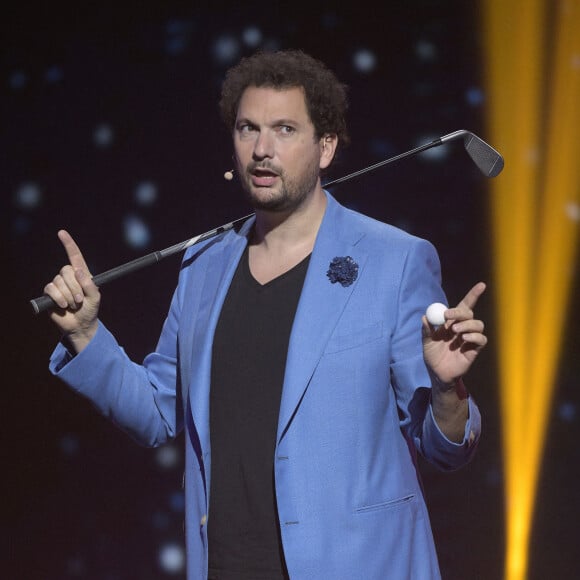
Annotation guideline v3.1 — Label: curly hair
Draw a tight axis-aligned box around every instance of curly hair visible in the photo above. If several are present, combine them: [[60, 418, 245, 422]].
[[219, 50, 350, 150]]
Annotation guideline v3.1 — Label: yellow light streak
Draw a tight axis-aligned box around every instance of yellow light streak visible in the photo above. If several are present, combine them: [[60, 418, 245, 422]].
[[482, 1, 580, 578]]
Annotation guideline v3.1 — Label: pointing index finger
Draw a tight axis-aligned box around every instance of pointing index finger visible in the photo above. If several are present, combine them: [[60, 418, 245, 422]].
[[458, 281, 487, 311], [58, 230, 91, 274]]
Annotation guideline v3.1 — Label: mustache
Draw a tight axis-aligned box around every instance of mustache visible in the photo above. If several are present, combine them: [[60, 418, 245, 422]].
[[246, 160, 284, 176]]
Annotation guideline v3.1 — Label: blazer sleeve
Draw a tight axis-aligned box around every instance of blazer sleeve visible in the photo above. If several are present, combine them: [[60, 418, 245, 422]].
[[49, 284, 184, 448], [389, 237, 481, 471]]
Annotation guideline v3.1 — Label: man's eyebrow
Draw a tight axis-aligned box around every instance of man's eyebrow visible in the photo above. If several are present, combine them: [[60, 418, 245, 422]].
[[235, 116, 302, 127], [273, 118, 302, 127]]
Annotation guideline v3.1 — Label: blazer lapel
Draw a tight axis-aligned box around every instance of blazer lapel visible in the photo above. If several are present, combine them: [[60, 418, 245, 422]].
[[181, 196, 367, 449], [277, 194, 367, 441], [183, 218, 254, 457]]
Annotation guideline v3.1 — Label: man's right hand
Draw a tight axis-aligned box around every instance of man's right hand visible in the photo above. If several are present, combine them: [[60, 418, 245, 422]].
[[43, 230, 101, 354]]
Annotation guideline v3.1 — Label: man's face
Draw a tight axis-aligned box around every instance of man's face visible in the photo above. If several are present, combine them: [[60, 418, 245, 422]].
[[233, 85, 334, 213]]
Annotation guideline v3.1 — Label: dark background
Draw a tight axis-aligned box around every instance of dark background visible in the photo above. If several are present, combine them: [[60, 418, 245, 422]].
[[3, 2, 578, 578]]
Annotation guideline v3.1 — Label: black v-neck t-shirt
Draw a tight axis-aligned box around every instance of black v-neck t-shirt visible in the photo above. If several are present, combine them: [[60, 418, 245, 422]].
[[208, 247, 310, 580]]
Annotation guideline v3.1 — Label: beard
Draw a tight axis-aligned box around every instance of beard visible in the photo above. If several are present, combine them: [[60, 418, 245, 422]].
[[239, 157, 321, 214]]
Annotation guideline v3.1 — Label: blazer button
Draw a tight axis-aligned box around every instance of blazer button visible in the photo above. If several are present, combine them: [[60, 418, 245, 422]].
[[200, 514, 207, 526]]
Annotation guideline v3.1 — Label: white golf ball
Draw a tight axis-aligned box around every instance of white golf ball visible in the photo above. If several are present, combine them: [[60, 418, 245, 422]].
[[426, 302, 447, 326]]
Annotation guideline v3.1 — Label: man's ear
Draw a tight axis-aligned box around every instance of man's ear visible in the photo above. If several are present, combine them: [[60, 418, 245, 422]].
[[319, 133, 338, 170]]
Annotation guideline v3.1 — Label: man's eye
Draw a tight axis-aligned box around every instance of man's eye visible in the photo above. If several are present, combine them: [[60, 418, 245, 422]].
[[280, 125, 295, 134], [238, 124, 255, 134]]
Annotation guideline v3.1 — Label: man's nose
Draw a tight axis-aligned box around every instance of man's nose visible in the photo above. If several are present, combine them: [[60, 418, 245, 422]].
[[253, 130, 274, 159]]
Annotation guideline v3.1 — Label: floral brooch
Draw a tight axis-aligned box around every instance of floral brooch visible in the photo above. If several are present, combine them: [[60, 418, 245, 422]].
[[327, 256, 359, 287]]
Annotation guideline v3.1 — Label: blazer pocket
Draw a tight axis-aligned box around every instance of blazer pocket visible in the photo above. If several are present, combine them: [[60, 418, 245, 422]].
[[324, 321, 383, 354], [354, 494, 416, 514]]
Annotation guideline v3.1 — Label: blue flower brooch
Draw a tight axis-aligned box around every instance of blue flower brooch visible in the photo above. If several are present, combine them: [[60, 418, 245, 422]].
[[327, 256, 359, 287]]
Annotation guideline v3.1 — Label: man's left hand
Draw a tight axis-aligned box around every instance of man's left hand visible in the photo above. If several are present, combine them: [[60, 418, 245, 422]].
[[422, 282, 488, 386]]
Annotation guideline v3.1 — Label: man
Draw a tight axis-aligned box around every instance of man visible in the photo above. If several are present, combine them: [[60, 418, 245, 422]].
[[45, 50, 486, 579]]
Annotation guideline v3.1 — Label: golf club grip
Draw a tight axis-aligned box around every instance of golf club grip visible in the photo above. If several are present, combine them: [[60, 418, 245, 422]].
[[30, 251, 162, 314]]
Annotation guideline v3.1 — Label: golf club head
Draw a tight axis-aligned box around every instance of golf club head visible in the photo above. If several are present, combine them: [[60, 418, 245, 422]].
[[463, 132, 504, 177], [441, 130, 504, 177]]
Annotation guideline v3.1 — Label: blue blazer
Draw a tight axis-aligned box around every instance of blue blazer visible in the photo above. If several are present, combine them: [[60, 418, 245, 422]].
[[52, 192, 480, 579]]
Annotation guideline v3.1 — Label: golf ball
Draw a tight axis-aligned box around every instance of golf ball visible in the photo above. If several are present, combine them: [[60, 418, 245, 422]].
[[426, 302, 447, 326]]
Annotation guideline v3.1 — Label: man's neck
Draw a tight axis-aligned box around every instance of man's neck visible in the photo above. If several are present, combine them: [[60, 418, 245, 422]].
[[247, 186, 326, 285], [251, 186, 327, 253]]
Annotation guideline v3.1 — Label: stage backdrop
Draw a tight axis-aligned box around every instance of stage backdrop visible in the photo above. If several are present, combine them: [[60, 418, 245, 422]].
[[3, 2, 578, 579]]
